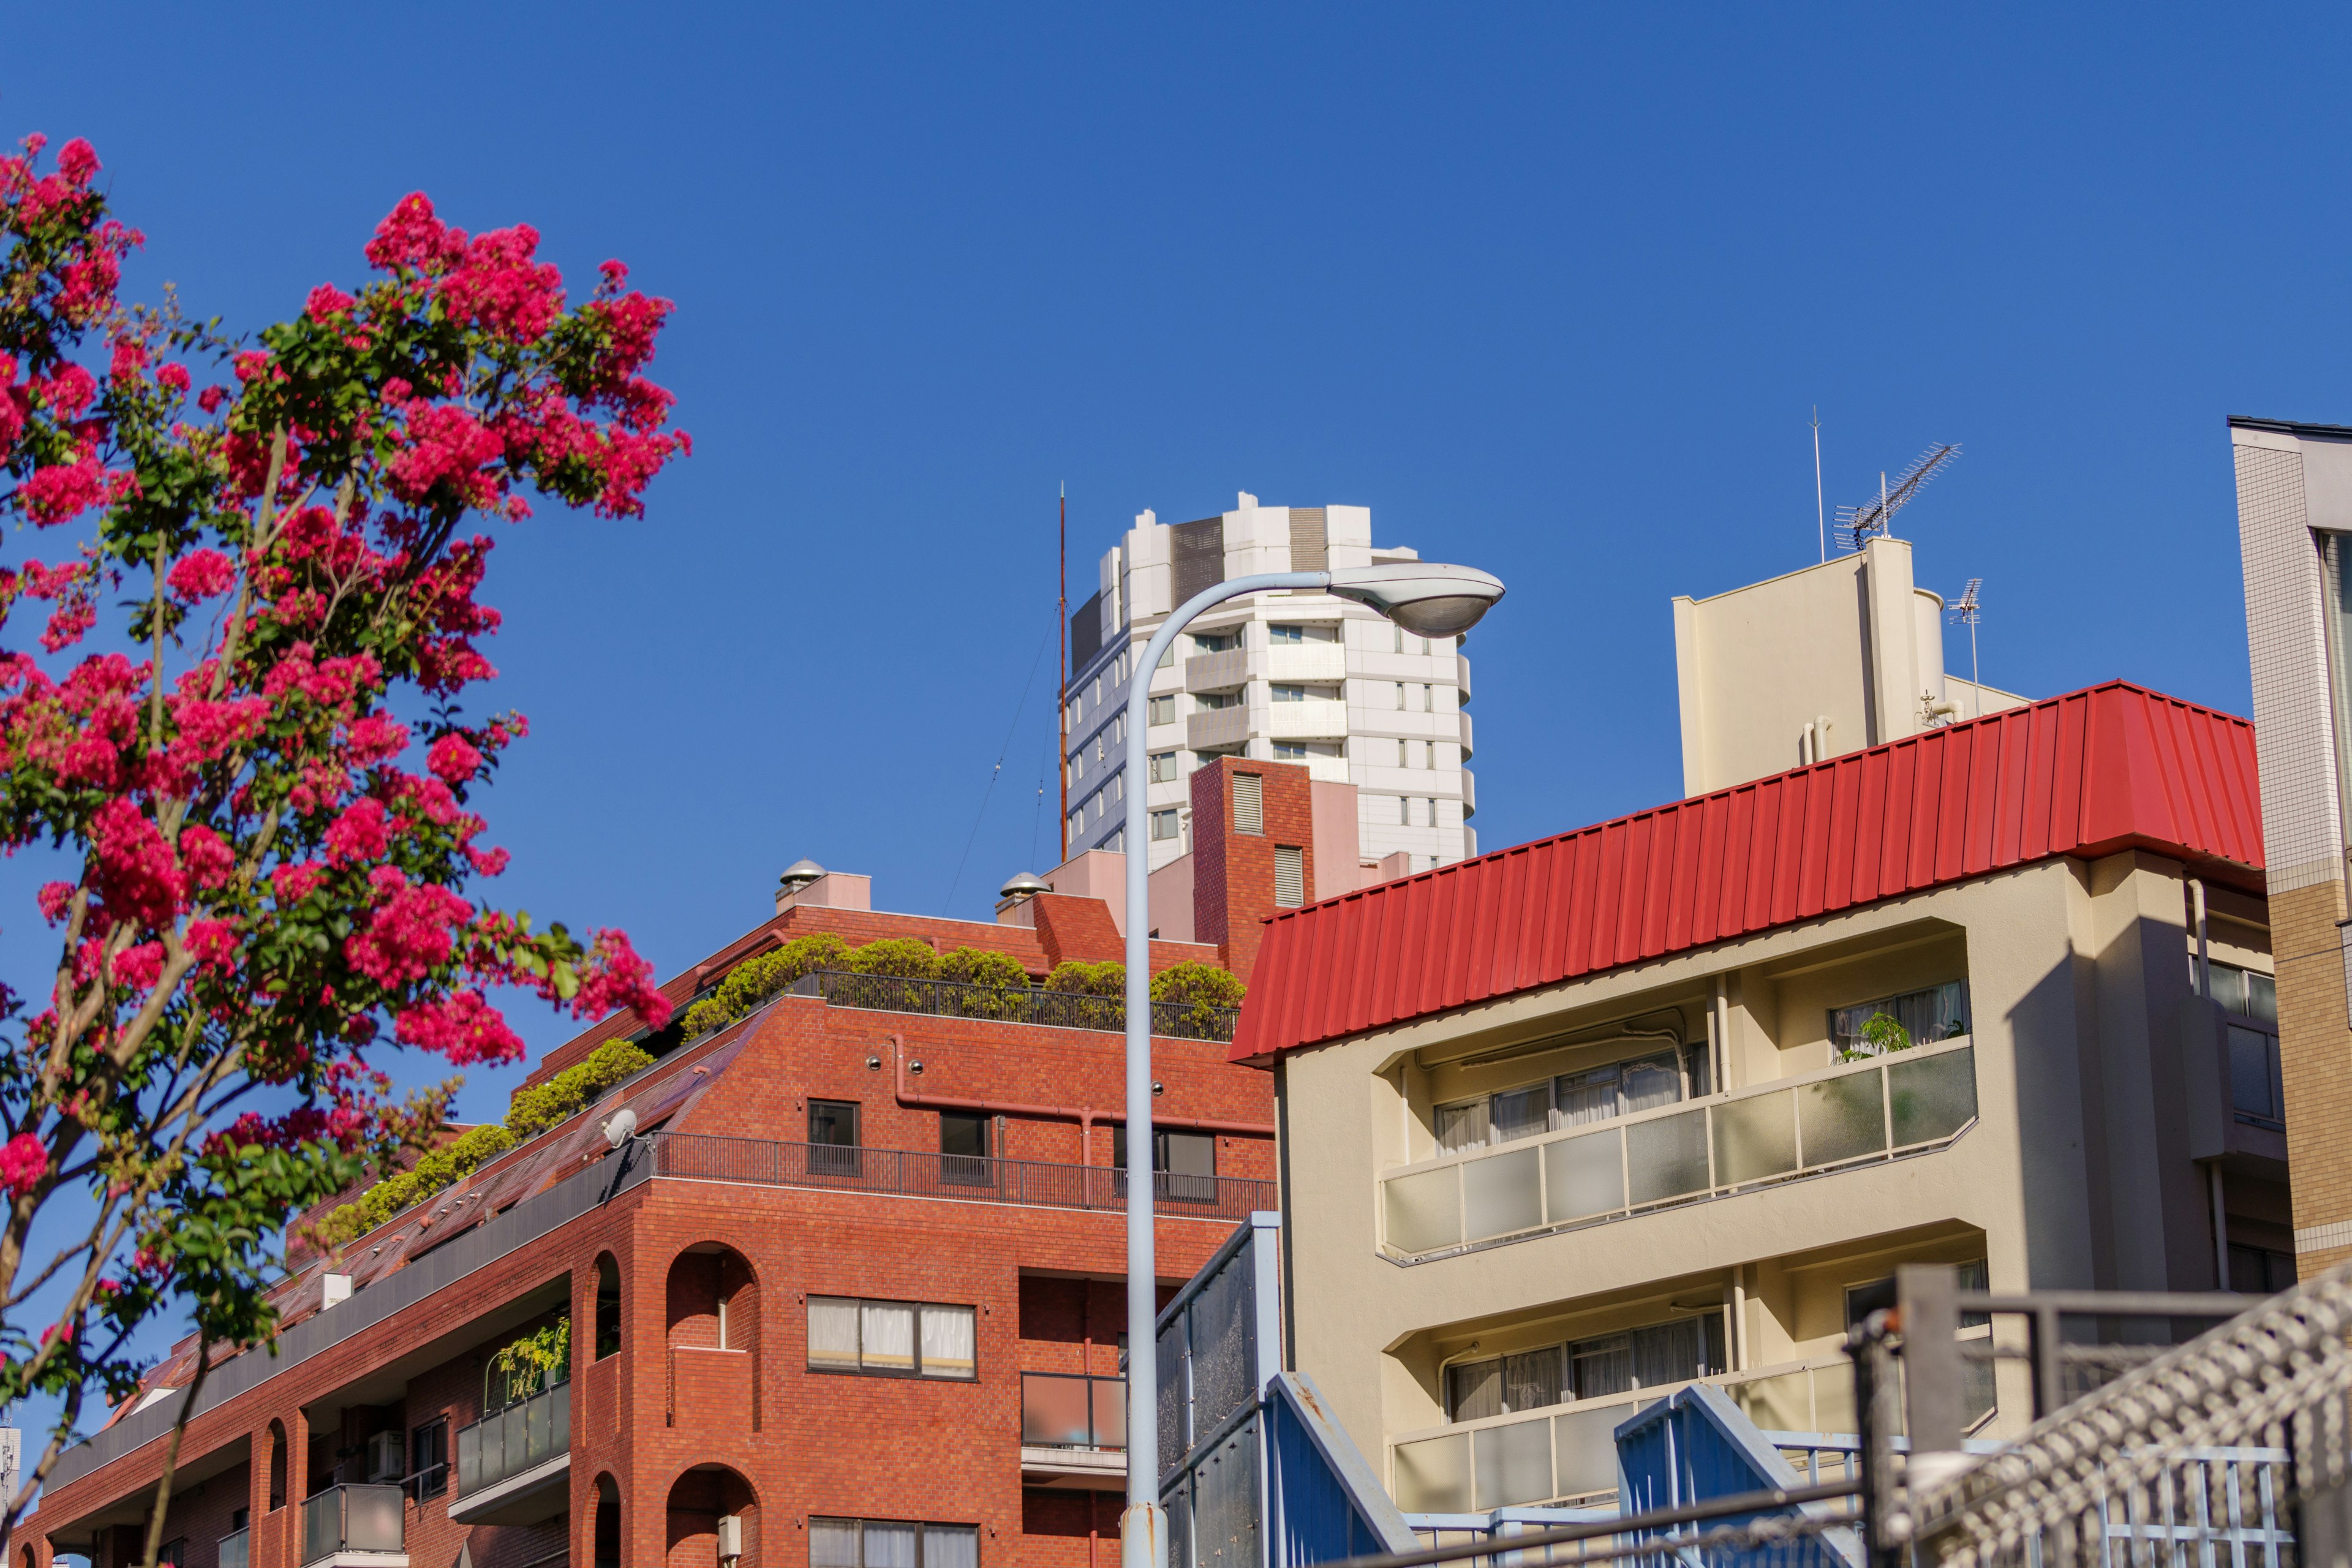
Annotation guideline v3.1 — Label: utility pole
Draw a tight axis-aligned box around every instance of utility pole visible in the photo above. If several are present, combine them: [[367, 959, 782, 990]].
[[1057, 484, 1068, 864]]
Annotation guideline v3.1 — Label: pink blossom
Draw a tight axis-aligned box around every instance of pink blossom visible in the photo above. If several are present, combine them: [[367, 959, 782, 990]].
[[466, 843, 510, 878], [197, 385, 227, 413], [167, 548, 236, 601], [36, 882, 75, 923], [427, 733, 482, 785], [58, 731, 117, 785], [270, 862, 326, 904], [40, 364, 96, 418], [364, 192, 467, 275], [184, 918, 238, 971], [345, 881, 473, 988], [178, 824, 233, 888], [42, 598, 95, 652], [55, 138, 97, 186], [114, 941, 163, 991], [86, 798, 183, 929], [305, 283, 356, 320], [0, 1133, 48, 1200], [388, 404, 504, 507], [21, 456, 106, 525], [109, 339, 147, 380], [324, 798, 390, 864], [439, 225, 563, 344], [570, 928, 673, 1028], [156, 362, 190, 395], [394, 989, 523, 1066], [344, 714, 411, 766]]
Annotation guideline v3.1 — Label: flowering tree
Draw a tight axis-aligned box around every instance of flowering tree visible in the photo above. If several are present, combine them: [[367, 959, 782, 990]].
[[0, 132, 686, 1548]]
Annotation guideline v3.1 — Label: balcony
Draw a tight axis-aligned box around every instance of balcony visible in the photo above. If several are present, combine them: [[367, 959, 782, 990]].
[[1021, 1372, 1128, 1490], [450, 1378, 570, 1526], [1185, 647, 1253, 693], [1188, 706, 1249, 752], [1457, 653, 1472, 703], [301, 1484, 405, 1568], [219, 1528, 250, 1568], [651, 1133, 1276, 1223], [786, 969, 1240, 1044], [1380, 1039, 1978, 1261], [1268, 643, 1347, 684], [1458, 711, 1473, 759], [1266, 699, 1351, 740], [1390, 1353, 1857, 1513]]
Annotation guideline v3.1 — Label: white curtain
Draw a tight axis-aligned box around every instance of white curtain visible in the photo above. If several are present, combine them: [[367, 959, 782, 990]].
[[865, 1523, 918, 1568], [862, 1302, 916, 1371], [924, 1526, 980, 1568], [920, 1306, 976, 1379], [811, 1520, 861, 1568], [807, 1298, 861, 1369]]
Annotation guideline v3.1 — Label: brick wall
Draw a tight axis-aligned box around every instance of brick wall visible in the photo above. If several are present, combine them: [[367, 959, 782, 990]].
[[1189, 758, 1315, 984]]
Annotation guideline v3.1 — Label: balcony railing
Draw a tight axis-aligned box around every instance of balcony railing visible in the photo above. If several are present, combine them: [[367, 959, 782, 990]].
[[455, 1378, 570, 1499], [788, 970, 1241, 1044], [1022, 1371, 1128, 1449], [301, 1484, 404, 1564], [1390, 1352, 1860, 1513], [651, 1133, 1275, 1223], [219, 1527, 250, 1568], [1381, 1038, 1979, 1260]]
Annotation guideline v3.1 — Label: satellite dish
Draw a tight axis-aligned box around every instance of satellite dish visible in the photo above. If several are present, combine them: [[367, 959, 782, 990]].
[[602, 1108, 638, 1148], [1836, 443, 1961, 551]]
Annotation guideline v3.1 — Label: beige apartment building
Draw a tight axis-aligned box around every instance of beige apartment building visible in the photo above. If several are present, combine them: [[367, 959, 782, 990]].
[[1231, 554, 2280, 1518]]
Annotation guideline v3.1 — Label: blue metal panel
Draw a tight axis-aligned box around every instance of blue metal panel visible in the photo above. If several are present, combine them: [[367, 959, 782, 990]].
[[1613, 1385, 1860, 1568], [1265, 1373, 1419, 1567]]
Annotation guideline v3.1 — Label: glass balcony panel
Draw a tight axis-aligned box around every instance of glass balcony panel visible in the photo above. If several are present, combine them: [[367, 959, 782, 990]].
[[1023, 1374, 1093, 1446], [456, 1421, 480, 1495], [524, 1389, 548, 1465], [552, 1379, 570, 1451], [219, 1529, 249, 1568], [1729, 1368, 1814, 1431], [1542, 1127, 1624, 1223], [1711, 1089, 1796, 1186], [1889, 1046, 1977, 1145], [1811, 1363, 1858, 1433], [344, 1485, 404, 1553], [302, 1492, 334, 1566], [1472, 1416, 1553, 1509], [1626, 1109, 1709, 1204], [1553, 1406, 1624, 1500], [502, 1403, 526, 1479], [1797, 1070, 1888, 1167], [1384, 1165, 1462, 1254], [1392, 1433, 1471, 1512], [1095, 1376, 1128, 1449], [1461, 1147, 1542, 1242]]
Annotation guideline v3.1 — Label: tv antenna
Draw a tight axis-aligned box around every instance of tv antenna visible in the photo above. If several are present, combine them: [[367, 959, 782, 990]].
[[1835, 442, 1960, 551], [1949, 576, 1983, 718], [1811, 408, 1826, 564]]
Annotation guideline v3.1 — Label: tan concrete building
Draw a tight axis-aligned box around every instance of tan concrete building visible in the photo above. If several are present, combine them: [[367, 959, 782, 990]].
[[2231, 417, 2352, 1278], [1234, 656, 2277, 1512]]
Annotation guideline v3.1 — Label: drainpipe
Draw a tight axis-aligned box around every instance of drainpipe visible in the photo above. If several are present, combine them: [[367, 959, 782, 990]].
[[1730, 1265, 1749, 1372], [889, 1037, 1276, 1148], [2192, 878, 2211, 1000], [1711, 978, 1732, 1094]]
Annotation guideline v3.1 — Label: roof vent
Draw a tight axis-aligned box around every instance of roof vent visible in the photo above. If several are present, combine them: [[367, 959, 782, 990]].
[[778, 858, 826, 895], [998, 872, 1051, 902]]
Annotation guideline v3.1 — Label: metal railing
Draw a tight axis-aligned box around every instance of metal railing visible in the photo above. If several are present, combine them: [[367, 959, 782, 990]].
[[301, 1484, 403, 1564], [218, 1526, 249, 1568], [1381, 1039, 1979, 1260], [650, 1132, 1276, 1221], [788, 970, 1242, 1043], [1023, 1371, 1128, 1449], [455, 1378, 570, 1499]]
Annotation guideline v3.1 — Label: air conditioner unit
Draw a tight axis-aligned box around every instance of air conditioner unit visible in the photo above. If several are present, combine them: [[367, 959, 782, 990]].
[[716, 1515, 743, 1562], [368, 1431, 404, 1484]]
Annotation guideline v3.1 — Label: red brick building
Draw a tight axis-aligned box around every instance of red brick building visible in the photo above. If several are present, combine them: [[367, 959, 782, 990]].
[[24, 761, 1365, 1568]]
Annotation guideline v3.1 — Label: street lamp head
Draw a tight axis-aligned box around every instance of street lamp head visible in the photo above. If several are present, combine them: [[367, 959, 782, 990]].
[[1325, 562, 1507, 638]]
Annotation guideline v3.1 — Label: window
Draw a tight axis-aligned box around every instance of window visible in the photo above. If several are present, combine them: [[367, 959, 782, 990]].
[[2230, 1243, 2296, 1294], [940, 1112, 990, 1186], [810, 1099, 860, 1175], [1232, 774, 1264, 834], [1422, 684, 1434, 711], [1112, 1126, 1218, 1202], [1151, 809, 1180, 842], [1272, 742, 1306, 760], [1844, 1262, 1994, 1422], [812, 1519, 979, 1568], [1157, 643, 1174, 668], [1830, 982, 1970, 1058], [1435, 1049, 1697, 1155], [1394, 625, 1406, 654], [1425, 797, 1439, 827], [2205, 960, 2278, 1023], [1272, 683, 1306, 702], [1394, 682, 1407, 710], [1147, 694, 1176, 726], [1270, 624, 1305, 644], [1446, 1316, 1727, 1421], [595, 1253, 622, 1359], [807, 1298, 977, 1379], [157, 1542, 185, 1568], [1275, 846, 1305, 908], [409, 1417, 448, 1500], [1397, 796, 1409, 826], [1150, 751, 1180, 782], [2230, 1024, 2285, 1127]]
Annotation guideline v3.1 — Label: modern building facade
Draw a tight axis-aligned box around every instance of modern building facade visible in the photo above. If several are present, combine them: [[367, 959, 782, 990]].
[[23, 835, 1304, 1568], [1063, 495, 1477, 876], [1227, 538, 2282, 1520], [2230, 416, 2352, 1280]]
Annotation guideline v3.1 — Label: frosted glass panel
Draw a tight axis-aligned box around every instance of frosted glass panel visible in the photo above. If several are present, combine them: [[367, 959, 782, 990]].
[[1473, 1417, 1553, 1509], [921, 1305, 976, 1378], [1626, 1109, 1709, 1204], [1711, 1090, 1796, 1186], [1553, 1406, 1624, 1500], [1544, 1128, 1624, 1221], [1811, 1363, 1858, 1433], [1463, 1147, 1542, 1242], [808, 1297, 861, 1368], [1385, 1166, 1461, 1254], [1392, 1433, 1471, 1512], [812, 1521, 861, 1568], [865, 1522, 918, 1568], [1799, 1071, 1887, 1167], [927, 1528, 980, 1568], [1889, 1047, 1977, 1145], [1730, 1369, 1813, 1431], [862, 1303, 916, 1371]]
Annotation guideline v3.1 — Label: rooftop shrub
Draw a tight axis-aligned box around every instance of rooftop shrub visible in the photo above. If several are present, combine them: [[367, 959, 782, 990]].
[[845, 938, 942, 979], [677, 931, 853, 1039]]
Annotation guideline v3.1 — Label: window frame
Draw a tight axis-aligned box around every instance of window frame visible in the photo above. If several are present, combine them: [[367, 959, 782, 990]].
[[409, 1416, 450, 1501], [810, 1517, 981, 1568], [1150, 809, 1180, 842], [809, 1099, 861, 1147], [805, 1295, 979, 1381]]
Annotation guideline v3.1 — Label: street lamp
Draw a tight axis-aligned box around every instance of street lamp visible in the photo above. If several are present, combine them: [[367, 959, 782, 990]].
[[1118, 560, 1504, 1568]]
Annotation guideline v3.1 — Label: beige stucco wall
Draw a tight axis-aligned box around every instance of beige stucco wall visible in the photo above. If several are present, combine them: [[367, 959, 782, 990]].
[[1276, 850, 2243, 1476]]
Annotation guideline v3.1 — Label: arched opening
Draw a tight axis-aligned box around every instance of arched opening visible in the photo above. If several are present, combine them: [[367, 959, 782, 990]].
[[595, 1252, 623, 1360], [594, 1472, 622, 1568], [666, 1465, 758, 1568], [266, 1419, 287, 1511], [665, 1245, 760, 1431]]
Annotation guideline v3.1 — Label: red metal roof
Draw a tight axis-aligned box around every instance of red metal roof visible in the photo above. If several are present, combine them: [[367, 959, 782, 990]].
[[1232, 680, 2263, 1064]]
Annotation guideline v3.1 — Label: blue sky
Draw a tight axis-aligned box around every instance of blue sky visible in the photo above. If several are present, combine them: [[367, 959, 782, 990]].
[[0, 2, 2339, 1264]]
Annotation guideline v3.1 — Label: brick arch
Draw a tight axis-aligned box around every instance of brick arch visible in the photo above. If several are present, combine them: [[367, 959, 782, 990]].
[[663, 1242, 760, 1431], [665, 1463, 760, 1568], [593, 1469, 623, 1568]]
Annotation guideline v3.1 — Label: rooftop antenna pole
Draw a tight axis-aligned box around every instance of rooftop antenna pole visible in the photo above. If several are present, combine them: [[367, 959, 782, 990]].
[[1950, 578, 1984, 719], [1812, 407, 1826, 564], [1879, 470, 1888, 542], [1836, 443, 1959, 552], [1058, 483, 1068, 865]]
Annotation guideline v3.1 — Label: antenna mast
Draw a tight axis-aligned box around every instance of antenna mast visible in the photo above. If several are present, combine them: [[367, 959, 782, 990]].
[[1812, 408, 1825, 564], [1835, 442, 1961, 551], [1057, 484, 1068, 864], [1949, 578, 1983, 719]]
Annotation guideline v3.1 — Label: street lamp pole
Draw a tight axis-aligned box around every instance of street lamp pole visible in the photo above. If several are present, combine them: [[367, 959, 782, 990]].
[[1118, 562, 1504, 1568]]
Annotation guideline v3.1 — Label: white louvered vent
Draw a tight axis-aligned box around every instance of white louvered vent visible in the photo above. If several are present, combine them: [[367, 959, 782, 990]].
[[1274, 845, 1304, 908], [1232, 773, 1264, 835]]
